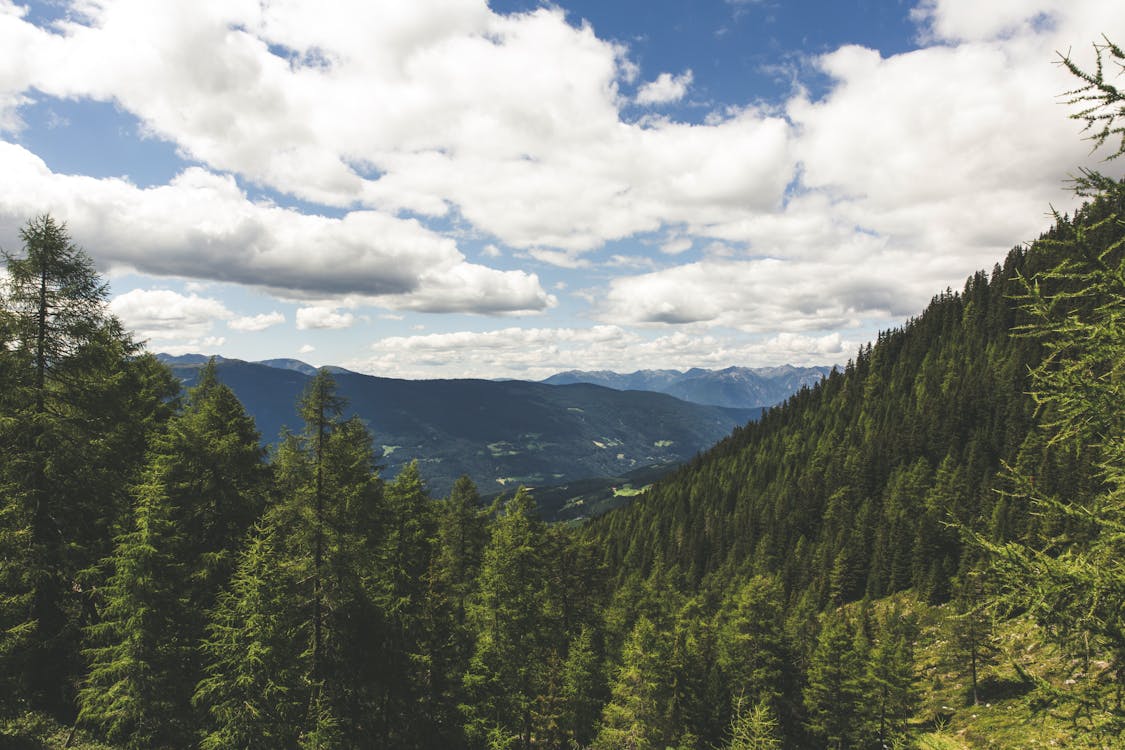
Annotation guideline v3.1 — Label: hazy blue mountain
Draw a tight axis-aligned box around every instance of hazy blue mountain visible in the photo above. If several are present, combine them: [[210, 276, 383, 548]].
[[255, 358, 354, 376], [156, 353, 228, 367], [542, 364, 834, 409], [158, 356, 761, 501]]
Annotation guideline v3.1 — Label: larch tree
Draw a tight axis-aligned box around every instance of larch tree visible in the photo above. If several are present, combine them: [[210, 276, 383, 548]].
[[592, 614, 680, 750], [196, 370, 383, 748], [972, 37, 1125, 739], [462, 487, 551, 750], [0, 215, 177, 717], [77, 359, 269, 747]]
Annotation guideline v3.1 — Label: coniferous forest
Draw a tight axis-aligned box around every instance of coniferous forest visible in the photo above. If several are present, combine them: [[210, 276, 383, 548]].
[[1, 41, 1123, 750]]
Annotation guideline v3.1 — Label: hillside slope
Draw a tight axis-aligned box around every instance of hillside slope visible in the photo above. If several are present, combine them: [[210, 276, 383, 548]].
[[164, 359, 760, 498], [586, 236, 1043, 595]]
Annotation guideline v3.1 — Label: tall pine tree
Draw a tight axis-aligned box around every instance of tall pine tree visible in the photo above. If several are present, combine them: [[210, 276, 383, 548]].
[[0, 215, 177, 717], [196, 370, 383, 748], [78, 360, 268, 747]]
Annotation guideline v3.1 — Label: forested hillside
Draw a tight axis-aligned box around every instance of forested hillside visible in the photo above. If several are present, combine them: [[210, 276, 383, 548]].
[[1, 48, 1122, 750], [158, 356, 758, 500]]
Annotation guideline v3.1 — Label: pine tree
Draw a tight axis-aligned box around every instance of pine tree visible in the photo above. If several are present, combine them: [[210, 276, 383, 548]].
[[0, 215, 177, 716], [803, 611, 869, 749], [462, 488, 550, 750], [196, 370, 383, 747], [77, 360, 267, 746], [592, 615, 677, 750]]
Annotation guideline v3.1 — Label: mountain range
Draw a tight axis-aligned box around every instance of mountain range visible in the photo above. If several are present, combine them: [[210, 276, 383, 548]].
[[159, 355, 763, 511], [542, 364, 834, 409]]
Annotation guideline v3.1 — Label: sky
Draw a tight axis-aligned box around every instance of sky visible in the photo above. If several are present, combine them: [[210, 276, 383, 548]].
[[1, 0, 1123, 380]]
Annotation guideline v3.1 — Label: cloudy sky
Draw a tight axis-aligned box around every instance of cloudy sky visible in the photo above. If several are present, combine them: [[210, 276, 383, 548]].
[[1, 0, 1123, 379]]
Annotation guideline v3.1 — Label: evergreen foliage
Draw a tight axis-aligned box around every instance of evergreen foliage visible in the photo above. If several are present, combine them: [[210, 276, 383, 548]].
[[77, 360, 268, 747], [195, 370, 383, 748], [0, 216, 177, 718], [462, 488, 551, 749]]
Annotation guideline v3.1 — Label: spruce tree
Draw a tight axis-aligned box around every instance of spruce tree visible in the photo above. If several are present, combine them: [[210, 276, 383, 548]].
[[803, 611, 869, 749], [0, 215, 177, 717], [462, 488, 550, 750], [78, 483, 192, 748], [867, 609, 917, 748], [424, 475, 488, 748], [559, 624, 605, 748], [592, 615, 678, 750], [717, 575, 798, 735], [77, 360, 267, 746], [375, 461, 436, 747], [197, 370, 383, 747]]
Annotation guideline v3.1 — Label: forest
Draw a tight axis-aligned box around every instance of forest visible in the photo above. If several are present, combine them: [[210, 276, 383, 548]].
[[0, 41, 1123, 750]]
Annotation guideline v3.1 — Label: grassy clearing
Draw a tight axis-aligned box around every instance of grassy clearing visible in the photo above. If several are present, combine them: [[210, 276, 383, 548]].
[[1, 712, 113, 750], [909, 599, 1119, 749]]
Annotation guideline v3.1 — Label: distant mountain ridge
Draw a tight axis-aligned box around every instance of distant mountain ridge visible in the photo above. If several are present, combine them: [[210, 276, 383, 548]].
[[156, 355, 760, 507], [542, 364, 835, 409], [156, 354, 353, 377]]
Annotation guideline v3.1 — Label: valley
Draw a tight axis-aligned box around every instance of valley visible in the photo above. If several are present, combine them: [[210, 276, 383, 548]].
[[161, 355, 766, 511]]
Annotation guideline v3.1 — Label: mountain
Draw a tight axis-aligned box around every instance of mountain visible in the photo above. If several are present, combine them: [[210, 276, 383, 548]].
[[255, 358, 354, 376], [159, 356, 761, 502], [575, 188, 1123, 745], [542, 364, 834, 408]]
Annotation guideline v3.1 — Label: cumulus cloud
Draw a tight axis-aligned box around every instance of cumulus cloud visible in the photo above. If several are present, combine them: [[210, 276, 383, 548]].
[[296, 306, 357, 330], [0, 143, 552, 313], [0, 1, 794, 256], [600, 237, 938, 334], [228, 311, 285, 332], [3, 0, 1125, 377], [635, 70, 693, 105], [109, 288, 230, 341], [593, 0, 1125, 343], [351, 325, 851, 380]]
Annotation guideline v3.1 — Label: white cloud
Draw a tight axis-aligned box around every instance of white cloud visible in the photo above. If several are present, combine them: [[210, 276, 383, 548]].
[[635, 70, 693, 105], [296, 306, 357, 330], [600, 237, 939, 334], [0, 2, 794, 256], [228, 311, 285, 332], [660, 236, 693, 255], [0, 143, 552, 313], [351, 324, 851, 379], [911, 0, 1060, 43], [157, 336, 226, 356], [526, 248, 590, 269], [109, 288, 230, 341], [298, 344, 315, 354]]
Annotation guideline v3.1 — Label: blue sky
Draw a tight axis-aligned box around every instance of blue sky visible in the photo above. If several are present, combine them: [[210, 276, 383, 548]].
[[1, 0, 1122, 379]]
